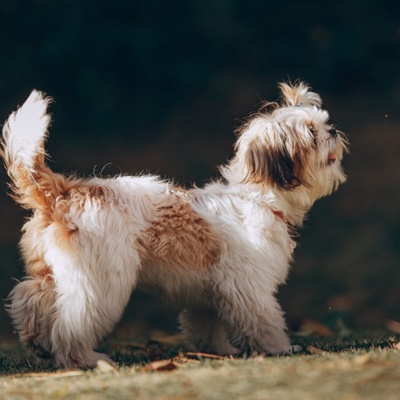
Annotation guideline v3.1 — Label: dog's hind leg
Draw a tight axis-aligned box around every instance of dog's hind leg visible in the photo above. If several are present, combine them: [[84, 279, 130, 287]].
[[42, 233, 140, 368], [49, 259, 138, 368], [48, 263, 138, 368], [8, 274, 56, 359]]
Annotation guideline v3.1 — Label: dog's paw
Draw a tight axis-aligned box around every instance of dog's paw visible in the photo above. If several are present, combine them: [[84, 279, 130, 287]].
[[85, 351, 115, 368]]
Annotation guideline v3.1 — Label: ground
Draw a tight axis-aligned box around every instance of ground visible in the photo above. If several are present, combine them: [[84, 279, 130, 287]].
[[1, 330, 400, 400]]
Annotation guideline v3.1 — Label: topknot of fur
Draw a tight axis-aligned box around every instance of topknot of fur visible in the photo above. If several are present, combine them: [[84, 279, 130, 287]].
[[278, 81, 322, 108]]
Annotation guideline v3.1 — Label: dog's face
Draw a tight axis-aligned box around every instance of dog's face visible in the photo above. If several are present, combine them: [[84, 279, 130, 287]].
[[227, 82, 348, 200]]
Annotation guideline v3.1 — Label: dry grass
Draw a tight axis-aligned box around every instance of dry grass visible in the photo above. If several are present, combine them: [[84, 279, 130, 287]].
[[1, 332, 400, 400]]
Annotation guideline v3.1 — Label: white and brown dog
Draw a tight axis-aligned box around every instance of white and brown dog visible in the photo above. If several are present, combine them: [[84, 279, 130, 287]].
[[1, 82, 348, 368]]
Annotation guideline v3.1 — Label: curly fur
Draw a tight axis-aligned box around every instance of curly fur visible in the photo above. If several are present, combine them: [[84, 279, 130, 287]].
[[1, 82, 348, 368]]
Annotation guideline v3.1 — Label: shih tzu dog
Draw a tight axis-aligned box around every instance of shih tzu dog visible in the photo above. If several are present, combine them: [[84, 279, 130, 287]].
[[1, 82, 348, 368]]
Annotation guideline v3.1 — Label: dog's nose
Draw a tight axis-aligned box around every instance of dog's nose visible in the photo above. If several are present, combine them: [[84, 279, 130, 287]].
[[328, 128, 337, 136]]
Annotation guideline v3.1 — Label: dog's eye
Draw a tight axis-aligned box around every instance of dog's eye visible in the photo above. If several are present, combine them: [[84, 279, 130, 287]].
[[328, 128, 337, 136]]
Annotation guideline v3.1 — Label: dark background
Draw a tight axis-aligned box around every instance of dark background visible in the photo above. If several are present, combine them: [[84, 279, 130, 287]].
[[0, 0, 399, 338]]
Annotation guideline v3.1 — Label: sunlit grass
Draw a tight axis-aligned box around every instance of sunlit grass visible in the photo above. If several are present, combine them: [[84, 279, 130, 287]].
[[1, 331, 400, 399]]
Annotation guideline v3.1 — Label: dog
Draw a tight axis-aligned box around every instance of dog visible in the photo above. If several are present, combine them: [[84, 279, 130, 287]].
[[1, 82, 348, 368]]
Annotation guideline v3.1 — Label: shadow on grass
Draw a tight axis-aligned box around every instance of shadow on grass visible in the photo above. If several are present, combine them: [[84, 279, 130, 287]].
[[1, 330, 399, 375]]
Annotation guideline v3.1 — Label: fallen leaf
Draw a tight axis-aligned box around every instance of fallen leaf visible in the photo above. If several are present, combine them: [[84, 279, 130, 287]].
[[143, 360, 179, 372], [173, 356, 201, 364], [185, 352, 226, 360], [295, 319, 334, 337], [9, 370, 85, 379]]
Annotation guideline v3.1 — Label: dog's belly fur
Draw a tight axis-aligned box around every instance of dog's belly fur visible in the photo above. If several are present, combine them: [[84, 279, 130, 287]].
[[137, 263, 211, 308]]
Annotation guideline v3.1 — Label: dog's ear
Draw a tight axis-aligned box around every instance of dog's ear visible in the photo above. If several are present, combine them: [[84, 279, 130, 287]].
[[242, 121, 305, 190], [279, 81, 322, 108], [243, 137, 300, 190]]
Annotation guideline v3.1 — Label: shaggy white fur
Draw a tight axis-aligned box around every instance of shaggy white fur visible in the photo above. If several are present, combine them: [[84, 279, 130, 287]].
[[1, 82, 348, 368]]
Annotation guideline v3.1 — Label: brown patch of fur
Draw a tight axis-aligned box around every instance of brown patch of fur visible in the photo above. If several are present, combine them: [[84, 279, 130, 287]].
[[16, 172, 82, 276], [244, 136, 302, 190], [14, 161, 115, 276], [63, 184, 114, 210], [5, 154, 66, 211], [20, 215, 53, 276], [21, 216, 75, 276], [22, 160, 116, 263], [138, 196, 221, 269], [244, 122, 314, 190]]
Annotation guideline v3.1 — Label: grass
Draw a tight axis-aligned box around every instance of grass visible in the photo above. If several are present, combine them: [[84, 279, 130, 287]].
[[1, 331, 400, 399]]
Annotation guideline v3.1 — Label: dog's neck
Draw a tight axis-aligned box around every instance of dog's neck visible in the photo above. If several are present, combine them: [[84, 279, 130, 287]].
[[271, 208, 299, 243], [250, 185, 316, 228], [272, 187, 317, 227], [219, 163, 321, 227]]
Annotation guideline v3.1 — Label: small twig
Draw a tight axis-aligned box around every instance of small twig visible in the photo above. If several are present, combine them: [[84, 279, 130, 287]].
[[185, 352, 227, 360]]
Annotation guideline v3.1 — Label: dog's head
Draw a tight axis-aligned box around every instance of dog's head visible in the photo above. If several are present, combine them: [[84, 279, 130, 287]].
[[222, 81, 348, 200]]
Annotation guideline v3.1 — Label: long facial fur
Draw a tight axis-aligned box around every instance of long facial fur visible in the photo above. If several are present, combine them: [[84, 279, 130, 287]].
[[1, 81, 347, 368], [221, 82, 348, 205]]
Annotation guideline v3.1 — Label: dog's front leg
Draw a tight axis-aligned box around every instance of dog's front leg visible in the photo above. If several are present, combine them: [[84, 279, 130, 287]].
[[212, 268, 291, 356], [179, 308, 239, 355]]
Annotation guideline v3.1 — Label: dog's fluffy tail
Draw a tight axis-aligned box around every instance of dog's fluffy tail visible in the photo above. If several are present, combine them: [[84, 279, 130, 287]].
[[1, 90, 64, 210]]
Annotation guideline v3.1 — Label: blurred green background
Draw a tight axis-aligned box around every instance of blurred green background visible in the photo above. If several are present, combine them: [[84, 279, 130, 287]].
[[0, 0, 399, 339]]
